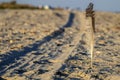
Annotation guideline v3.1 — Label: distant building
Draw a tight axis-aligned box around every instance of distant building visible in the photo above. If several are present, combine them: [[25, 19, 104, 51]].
[[44, 5, 49, 10]]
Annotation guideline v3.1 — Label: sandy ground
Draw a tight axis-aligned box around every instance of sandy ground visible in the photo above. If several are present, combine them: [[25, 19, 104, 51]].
[[0, 10, 120, 80], [0, 10, 69, 54]]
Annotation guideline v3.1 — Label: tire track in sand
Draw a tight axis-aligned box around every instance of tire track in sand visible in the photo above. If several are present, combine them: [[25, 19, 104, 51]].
[[38, 12, 85, 80], [0, 12, 76, 79]]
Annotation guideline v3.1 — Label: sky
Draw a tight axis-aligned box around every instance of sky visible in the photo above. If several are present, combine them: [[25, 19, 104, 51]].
[[0, 0, 120, 12]]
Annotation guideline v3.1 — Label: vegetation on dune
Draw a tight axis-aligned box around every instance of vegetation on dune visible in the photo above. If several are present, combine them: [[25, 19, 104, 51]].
[[0, 1, 64, 10], [0, 1, 39, 9]]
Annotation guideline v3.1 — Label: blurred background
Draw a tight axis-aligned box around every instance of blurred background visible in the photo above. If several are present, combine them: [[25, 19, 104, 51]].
[[0, 0, 120, 12]]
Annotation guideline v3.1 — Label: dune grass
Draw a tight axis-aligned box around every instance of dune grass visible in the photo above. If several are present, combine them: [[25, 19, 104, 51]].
[[0, 1, 39, 9]]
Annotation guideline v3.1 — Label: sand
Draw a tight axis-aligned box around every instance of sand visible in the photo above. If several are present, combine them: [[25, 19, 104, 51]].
[[0, 10, 120, 80]]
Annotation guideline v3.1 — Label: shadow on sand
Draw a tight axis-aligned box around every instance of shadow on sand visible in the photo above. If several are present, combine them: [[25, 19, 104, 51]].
[[0, 12, 75, 75]]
